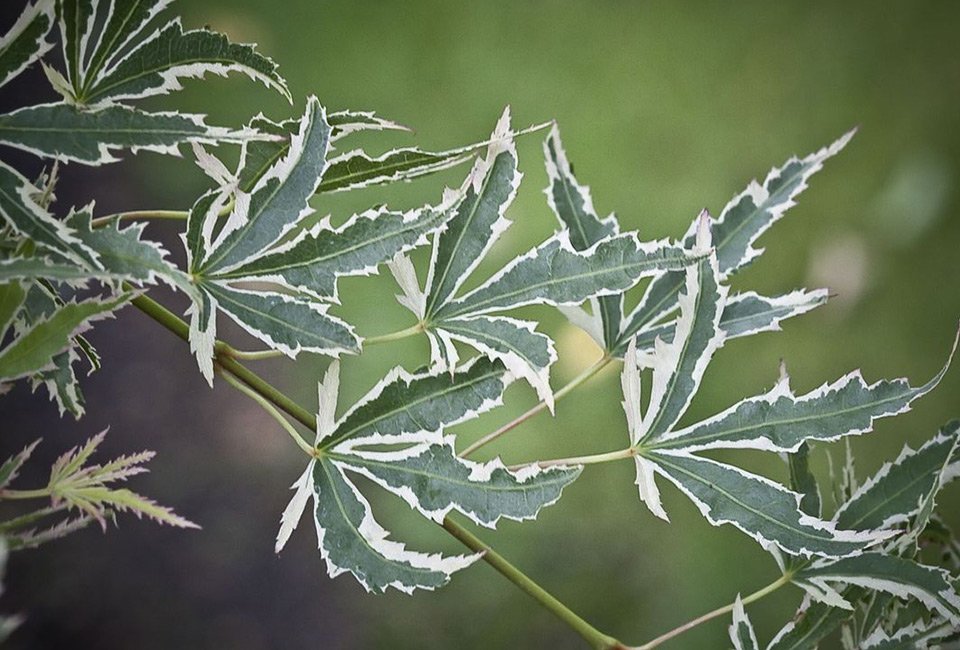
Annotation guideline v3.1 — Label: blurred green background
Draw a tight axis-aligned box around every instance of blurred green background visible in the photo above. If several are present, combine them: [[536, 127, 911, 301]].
[[4, 1, 960, 648]]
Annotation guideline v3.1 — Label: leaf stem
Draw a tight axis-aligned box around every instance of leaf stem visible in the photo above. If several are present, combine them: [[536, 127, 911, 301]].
[[219, 345, 284, 361], [132, 290, 622, 650], [461, 353, 614, 458], [634, 573, 792, 649], [509, 447, 635, 471], [441, 516, 625, 650], [91, 210, 189, 228], [363, 322, 424, 346], [220, 370, 316, 457]]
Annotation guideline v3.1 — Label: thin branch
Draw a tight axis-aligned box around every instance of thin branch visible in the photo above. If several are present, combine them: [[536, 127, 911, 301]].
[[363, 322, 424, 346], [508, 447, 635, 471], [90, 210, 189, 228], [461, 353, 614, 458]]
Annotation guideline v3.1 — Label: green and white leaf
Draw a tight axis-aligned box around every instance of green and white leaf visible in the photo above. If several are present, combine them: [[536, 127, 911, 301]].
[[57, 0, 95, 94], [201, 281, 359, 360], [317, 356, 510, 451], [278, 358, 574, 593], [422, 108, 519, 319], [635, 216, 726, 444], [618, 288, 828, 358], [544, 124, 622, 349], [0, 282, 26, 340], [336, 436, 580, 528], [80, 18, 290, 105], [794, 553, 960, 625], [211, 204, 452, 302], [0, 291, 130, 382], [31, 346, 86, 418], [0, 439, 40, 490], [640, 449, 885, 558], [328, 109, 409, 142], [0, 161, 99, 266], [788, 442, 822, 519], [729, 595, 760, 650], [615, 131, 854, 350], [431, 315, 557, 409], [185, 287, 217, 384], [0, 102, 259, 165], [859, 618, 956, 649], [307, 456, 479, 594], [199, 96, 330, 272], [183, 186, 231, 272], [435, 231, 695, 320], [651, 336, 954, 453], [834, 421, 960, 533], [0, 0, 55, 89]]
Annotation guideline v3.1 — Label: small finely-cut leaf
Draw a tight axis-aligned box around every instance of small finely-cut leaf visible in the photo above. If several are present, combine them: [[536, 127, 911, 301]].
[[616, 288, 828, 358], [434, 316, 557, 408], [435, 232, 695, 320], [834, 422, 960, 532], [616, 131, 854, 350], [651, 338, 954, 453], [200, 96, 330, 272], [213, 204, 452, 301], [642, 450, 882, 558], [328, 110, 409, 141], [424, 107, 519, 318], [318, 356, 509, 450], [202, 282, 359, 359], [0, 0, 55, 89], [183, 187, 230, 272], [185, 287, 217, 385], [0, 292, 131, 382], [0, 439, 41, 490], [0, 281, 26, 340], [729, 596, 760, 650], [333, 437, 580, 528], [311, 457, 477, 594], [859, 619, 956, 649], [0, 161, 99, 267], [80, 18, 290, 104], [795, 553, 960, 625], [0, 102, 257, 165], [636, 226, 726, 443], [33, 347, 86, 418], [543, 124, 622, 348]]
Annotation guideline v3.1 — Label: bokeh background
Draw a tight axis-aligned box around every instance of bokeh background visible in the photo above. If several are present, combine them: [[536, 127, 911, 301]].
[[2, 1, 960, 648]]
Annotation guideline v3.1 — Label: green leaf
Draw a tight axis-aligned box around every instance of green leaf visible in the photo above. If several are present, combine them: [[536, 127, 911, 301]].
[[199, 96, 331, 272], [543, 124, 622, 349], [202, 281, 359, 360], [0, 161, 99, 266], [642, 450, 882, 557], [434, 232, 695, 321], [81, 18, 290, 104], [0, 0, 56, 88], [0, 292, 131, 382], [0, 102, 257, 165], [649, 339, 953, 453], [317, 356, 510, 451], [616, 288, 828, 358], [211, 204, 451, 301], [794, 553, 960, 625], [729, 596, 760, 650], [333, 437, 580, 527], [309, 457, 477, 593], [834, 422, 960, 533], [615, 131, 854, 351], [424, 108, 520, 318]]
